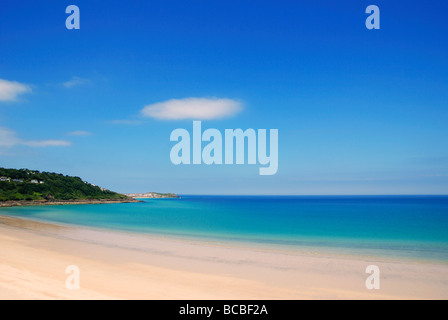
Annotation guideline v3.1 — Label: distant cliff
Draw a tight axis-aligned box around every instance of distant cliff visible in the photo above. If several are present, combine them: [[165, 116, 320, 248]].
[[126, 192, 180, 199]]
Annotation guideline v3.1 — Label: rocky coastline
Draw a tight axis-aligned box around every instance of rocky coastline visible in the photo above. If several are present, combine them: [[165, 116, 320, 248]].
[[126, 192, 180, 199], [0, 198, 141, 208]]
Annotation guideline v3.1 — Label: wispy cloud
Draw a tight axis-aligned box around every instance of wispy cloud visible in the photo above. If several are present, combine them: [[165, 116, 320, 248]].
[[67, 130, 91, 136], [63, 76, 91, 88], [0, 127, 71, 148], [0, 127, 21, 147], [22, 140, 72, 147], [0, 79, 31, 102], [141, 97, 243, 120]]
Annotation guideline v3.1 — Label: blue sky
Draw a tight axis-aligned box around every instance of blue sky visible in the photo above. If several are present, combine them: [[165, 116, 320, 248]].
[[1, 0, 448, 195]]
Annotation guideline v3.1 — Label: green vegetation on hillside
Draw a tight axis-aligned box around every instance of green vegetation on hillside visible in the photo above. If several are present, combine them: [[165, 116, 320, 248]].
[[0, 168, 127, 202]]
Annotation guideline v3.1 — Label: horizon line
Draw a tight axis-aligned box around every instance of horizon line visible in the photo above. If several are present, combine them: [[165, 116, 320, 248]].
[[146, 194, 448, 197]]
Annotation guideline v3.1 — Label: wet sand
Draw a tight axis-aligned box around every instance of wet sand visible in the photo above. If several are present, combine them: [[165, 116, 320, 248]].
[[1, 215, 447, 300]]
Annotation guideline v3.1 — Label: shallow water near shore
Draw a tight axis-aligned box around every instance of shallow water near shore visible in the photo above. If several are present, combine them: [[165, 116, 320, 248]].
[[1, 195, 448, 262]]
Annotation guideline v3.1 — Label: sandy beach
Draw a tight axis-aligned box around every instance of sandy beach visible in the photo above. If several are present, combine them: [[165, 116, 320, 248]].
[[1, 215, 447, 300]]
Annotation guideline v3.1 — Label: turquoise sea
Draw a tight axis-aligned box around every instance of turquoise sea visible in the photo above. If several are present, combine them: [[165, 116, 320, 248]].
[[1, 195, 448, 262]]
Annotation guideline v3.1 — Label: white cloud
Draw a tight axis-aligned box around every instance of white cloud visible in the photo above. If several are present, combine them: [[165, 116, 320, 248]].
[[67, 130, 91, 136], [0, 127, 71, 148], [0, 79, 31, 102], [63, 76, 91, 88], [141, 97, 242, 120]]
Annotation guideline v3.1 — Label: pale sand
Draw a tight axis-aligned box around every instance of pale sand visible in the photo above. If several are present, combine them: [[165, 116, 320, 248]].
[[1, 215, 447, 300]]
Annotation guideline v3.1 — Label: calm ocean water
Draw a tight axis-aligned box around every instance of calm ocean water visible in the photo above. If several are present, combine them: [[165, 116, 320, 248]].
[[2, 196, 448, 261]]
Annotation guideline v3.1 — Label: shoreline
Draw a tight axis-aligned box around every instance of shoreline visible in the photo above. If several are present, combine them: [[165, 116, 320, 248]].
[[1, 215, 448, 299], [0, 198, 141, 208], [1, 208, 447, 265]]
